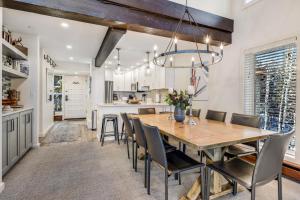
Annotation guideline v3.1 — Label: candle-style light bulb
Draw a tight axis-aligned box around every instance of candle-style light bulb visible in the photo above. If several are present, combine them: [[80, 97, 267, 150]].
[[205, 35, 210, 44], [170, 57, 173, 67], [191, 57, 195, 67], [174, 37, 178, 52], [153, 45, 158, 51], [205, 35, 210, 52], [220, 43, 224, 56]]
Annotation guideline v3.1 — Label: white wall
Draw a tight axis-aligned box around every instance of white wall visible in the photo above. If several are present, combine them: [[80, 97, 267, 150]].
[[11, 33, 41, 147], [169, 0, 232, 18], [0, 6, 5, 192], [40, 49, 54, 137], [202, 0, 300, 164], [54, 61, 90, 75]]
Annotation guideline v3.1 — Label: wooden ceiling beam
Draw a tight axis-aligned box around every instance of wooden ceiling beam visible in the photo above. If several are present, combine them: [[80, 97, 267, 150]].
[[3, 0, 233, 45], [95, 28, 126, 67]]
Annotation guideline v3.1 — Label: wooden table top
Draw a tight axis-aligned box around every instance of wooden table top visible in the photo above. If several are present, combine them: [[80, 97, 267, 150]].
[[136, 114, 275, 150]]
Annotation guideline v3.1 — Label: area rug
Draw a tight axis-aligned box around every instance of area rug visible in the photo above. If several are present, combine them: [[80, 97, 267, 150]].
[[41, 121, 82, 144]]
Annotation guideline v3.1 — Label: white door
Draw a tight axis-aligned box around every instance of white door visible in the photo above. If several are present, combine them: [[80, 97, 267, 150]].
[[64, 75, 87, 119]]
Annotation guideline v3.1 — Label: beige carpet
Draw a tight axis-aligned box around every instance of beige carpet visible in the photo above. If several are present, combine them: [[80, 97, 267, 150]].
[[1, 121, 299, 200]]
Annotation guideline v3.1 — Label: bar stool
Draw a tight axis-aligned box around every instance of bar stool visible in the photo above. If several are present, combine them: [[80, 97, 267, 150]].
[[100, 114, 120, 146]]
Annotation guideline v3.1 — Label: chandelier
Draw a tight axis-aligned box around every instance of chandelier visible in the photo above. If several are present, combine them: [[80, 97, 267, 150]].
[[152, 0, 224, 68]]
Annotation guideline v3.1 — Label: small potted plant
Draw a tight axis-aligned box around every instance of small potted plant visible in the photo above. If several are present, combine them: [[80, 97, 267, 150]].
[[165, 90, 190, 122]]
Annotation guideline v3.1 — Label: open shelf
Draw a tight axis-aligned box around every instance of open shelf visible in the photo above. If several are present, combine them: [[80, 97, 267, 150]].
[[2, 66, 28, 79], [2, 38, 28, 60]]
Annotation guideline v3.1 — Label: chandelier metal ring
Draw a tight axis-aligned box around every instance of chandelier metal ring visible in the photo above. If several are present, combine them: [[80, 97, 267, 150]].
[[153, 49, 223, 68]]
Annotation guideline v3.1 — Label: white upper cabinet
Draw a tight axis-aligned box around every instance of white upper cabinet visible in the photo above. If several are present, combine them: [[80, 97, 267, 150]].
[[111, 66, 172, 91], [124, 72, 132, 91]]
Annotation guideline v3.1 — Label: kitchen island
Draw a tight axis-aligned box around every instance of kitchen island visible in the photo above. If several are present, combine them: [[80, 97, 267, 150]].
[[97, 102, 170, 140]]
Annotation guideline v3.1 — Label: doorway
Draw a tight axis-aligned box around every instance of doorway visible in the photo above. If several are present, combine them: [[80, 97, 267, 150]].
[[64, 75, 88, 119]]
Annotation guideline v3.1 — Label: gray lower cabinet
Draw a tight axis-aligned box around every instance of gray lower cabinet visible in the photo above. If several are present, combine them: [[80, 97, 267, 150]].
[[2, 109, 33, 176]]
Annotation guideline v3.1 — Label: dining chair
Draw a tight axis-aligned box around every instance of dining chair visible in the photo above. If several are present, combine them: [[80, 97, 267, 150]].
[[205, 131, 294, 200], [226, 113, 261, 158], [186, 108, 201, 118], [143, 124, 205, 200], [138, 108, 156, 114], [205, 110, 227, 122], [132, 118, 176, 188], [120, 113, 135, 169]]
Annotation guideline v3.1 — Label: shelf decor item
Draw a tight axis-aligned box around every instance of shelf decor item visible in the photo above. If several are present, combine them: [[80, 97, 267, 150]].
[[165, 89, 189, 122], [12, 37, 28, 56]]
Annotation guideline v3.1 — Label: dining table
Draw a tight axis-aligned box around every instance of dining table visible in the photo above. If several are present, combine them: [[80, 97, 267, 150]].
[[137, 113, 275, 200]]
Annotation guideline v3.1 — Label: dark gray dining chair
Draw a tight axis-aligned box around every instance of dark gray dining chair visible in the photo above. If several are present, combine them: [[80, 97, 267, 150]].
[[143, 124, 205, 200], [120, 113, 135, 169], [226, 113, 261, 158], [205, 110, 227, 122], [205, 131, 294, 200], [186, 108, 201, 118], [132, 118, 176, 188], [131, 118, 148, 188], [138, 108, 156, 114]]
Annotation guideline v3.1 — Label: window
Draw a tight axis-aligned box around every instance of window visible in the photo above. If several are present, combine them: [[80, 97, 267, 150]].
[[244, 40, 297, 155]]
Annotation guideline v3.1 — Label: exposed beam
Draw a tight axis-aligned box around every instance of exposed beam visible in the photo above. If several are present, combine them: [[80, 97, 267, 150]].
[[95, 28, 126, 67], [3, 0, 233, 45]]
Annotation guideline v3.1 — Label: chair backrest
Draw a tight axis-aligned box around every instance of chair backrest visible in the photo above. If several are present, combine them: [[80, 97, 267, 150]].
[[186, 108, 201, 118], [231, 113, 261, 149], [206, 110, 227, 122], [231, 113, 260, 128], [120, 113, 134, 138], [132, 118, 147, 148], [142, 124, 167, 168], [252, 131, 294, 186], [138, 108, 156, 115]]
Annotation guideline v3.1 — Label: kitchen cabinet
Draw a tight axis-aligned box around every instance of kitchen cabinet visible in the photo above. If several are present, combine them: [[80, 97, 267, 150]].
[[2, 109, 33, 175], [124, 72, 132, 91], [2, 116, 9, 175], [113, 73, 125, 91]]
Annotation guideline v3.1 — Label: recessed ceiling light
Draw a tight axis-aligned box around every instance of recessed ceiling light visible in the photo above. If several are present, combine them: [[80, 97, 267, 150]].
[[74, 72, 78, 75], [66, 45, 72, 49], [61, 22, 69, 28], [69, 57, 74, 61]]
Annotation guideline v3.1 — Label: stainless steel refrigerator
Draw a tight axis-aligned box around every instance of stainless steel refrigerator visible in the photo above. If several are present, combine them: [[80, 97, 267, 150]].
[[105, 81, 113, 103]]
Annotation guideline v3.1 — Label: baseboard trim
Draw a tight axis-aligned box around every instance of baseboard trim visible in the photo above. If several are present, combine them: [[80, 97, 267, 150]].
[[0, 182, 5, 193]]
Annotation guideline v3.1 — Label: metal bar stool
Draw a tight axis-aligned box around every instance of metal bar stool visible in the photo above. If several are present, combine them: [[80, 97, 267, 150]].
[[100, 114, 120, 146]]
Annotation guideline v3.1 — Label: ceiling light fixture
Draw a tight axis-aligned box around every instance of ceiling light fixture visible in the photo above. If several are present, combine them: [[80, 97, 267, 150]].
[[74, 72, 78, 75], [69, 57, 74, 61], [61, 22, 69, 28], [153, 0, 224, 69], [66, 45, 72, 49]]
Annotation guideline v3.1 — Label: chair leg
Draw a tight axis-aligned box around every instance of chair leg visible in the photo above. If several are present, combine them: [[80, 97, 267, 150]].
[[178, 173, 181, 185], [200, 167, 206, 200], [278, 173, 282, 200], [251, 186, 256, 200], [126, 137, 130, 159], [165, 169, 168, 200], [206, 167, 211, 200], [101, 119, 106, 146], [132, 140, 135, 169], [232, 181, 237, 196], [144, 150, 147, 188], [135, 144, 138, 172], [147, 155, 151, 195], [183, 144, 186, 154], [115, 119, 120, 144]]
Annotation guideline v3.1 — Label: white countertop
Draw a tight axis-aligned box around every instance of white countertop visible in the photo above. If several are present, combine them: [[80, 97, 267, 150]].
[[2, 107, 34, 117], [99, 102, 169, 107]]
